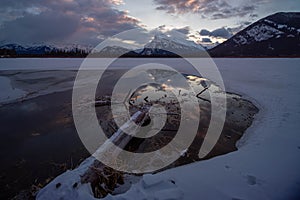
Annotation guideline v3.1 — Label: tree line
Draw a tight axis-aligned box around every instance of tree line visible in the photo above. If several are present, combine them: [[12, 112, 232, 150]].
[[0, 48, 89, 58]]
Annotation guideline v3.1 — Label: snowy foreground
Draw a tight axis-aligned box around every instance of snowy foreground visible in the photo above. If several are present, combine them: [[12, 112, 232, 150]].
[[1, 58, 300, 199]]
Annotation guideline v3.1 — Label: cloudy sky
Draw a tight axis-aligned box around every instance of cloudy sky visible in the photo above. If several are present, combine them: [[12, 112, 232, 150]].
[[0, 0, 299, 46]]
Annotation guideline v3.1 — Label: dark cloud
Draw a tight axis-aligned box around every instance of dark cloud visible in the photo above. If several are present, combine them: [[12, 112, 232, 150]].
[[153, 0, 264, 19], [227, 21, 252, 34], [156, 25, 191, 35], [154, 25, 191, 39], [199, 27, 232, 39], [0, 11, 80, 44], [172, 26, 191, 35], [210, 27, 232, 39], [199, 29, 210, 36], [243, 21, 252, 26], [199, 21, 253, 39], [201, 38, 212, 43], [250, 13, 259, 19], [0, 0, 140, 45]]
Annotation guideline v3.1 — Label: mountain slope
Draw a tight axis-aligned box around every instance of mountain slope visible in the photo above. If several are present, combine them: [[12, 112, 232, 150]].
[[209, 12, 300, 57]]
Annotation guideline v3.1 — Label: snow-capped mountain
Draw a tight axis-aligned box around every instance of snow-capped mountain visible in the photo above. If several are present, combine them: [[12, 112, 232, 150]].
[[0, 43, 56, 55], [91, 46, 133, 57], [209, 12, 300, 57], [89, 33, 206, 57], [144, 33, 203, 50], [0, 33, 205, 57], [140, 33, 205, 57]]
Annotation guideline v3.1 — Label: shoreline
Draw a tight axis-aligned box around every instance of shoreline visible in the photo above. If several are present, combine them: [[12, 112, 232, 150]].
[[36, 72, 259, 199]]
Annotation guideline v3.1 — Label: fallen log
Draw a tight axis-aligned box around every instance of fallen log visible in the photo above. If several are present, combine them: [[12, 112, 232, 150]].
[[37, 109, 150, 199]]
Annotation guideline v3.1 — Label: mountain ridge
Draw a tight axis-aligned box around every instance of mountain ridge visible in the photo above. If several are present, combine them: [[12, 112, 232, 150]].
[[208, 12, 300, 57], [1, 12, 299, 58]]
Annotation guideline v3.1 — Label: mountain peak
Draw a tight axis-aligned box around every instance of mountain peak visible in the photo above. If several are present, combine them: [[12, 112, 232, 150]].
[[147, 32, 203, 50], [261, 12, 300, 29], [140, 32, 205, 57]]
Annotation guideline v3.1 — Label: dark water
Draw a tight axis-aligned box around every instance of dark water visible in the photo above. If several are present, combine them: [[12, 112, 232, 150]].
[[0, 90, 90, 199], [0, 68, 259, 199], [0, 68, 129, 199]]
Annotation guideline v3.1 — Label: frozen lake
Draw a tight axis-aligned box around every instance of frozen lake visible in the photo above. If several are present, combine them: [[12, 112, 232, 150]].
[[0, 58, 300, 199], [0, 57, 299, 105]]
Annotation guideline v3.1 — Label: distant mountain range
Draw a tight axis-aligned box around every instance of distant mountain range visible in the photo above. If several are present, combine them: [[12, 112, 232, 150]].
[[90, 33, 206, 57], [1, 12, 299, 58], [0, 43, 54, 55], [0, 44, 91, 57], [0, 33, 206, 58]]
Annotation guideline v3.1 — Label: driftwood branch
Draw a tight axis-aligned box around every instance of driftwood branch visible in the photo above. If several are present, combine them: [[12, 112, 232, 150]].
[[80, 108, 149, 197]]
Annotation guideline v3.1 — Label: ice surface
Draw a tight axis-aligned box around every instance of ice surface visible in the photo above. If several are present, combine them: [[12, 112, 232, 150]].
[[0, 58, 84, 70], [0, 76, 26, 103]]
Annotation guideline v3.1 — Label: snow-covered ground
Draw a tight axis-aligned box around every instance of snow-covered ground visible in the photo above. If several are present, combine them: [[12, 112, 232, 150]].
[[1, 58, 300, 199]]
